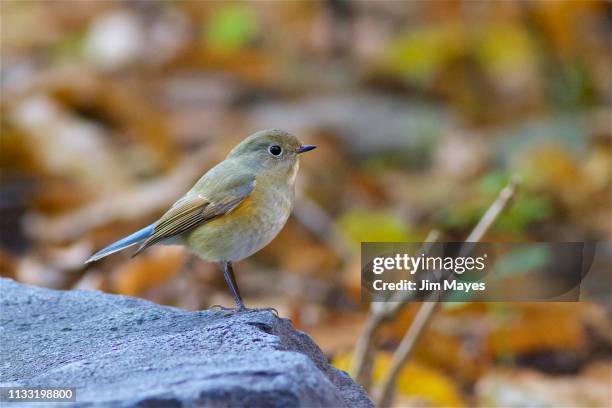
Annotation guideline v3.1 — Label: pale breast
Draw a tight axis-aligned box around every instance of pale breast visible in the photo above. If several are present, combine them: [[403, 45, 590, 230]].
[[185, 182, 294, 262]]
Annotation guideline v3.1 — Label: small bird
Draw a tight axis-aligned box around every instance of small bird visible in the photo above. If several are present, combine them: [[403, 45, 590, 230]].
[[86, 129, 316, 311]]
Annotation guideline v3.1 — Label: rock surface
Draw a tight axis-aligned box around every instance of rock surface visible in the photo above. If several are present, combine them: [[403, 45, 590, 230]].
[[0, 278, 372, 407]]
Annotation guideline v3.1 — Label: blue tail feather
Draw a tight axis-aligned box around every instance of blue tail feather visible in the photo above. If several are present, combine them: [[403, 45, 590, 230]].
[[85, 224, 155, 263]]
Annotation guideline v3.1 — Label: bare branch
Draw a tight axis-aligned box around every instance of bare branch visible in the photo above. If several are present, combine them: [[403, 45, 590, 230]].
[[350, 230, 440, 390], [377, 301, 437, 407], [375, 175, 520, 407], [351, 312, 385, 390], [462, 174, 521, 251]]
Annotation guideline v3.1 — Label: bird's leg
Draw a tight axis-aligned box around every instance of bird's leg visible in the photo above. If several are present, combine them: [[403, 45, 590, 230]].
[[222, 261, 246, 311], [210, 261, 244, 312], [209, 261, 279, 316]]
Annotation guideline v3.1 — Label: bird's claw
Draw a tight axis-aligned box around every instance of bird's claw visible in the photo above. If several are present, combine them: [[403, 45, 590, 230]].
[[208, 304, 239, 316], [208, 304, 279, 317], [209, 304, 235, 311], [251, 307, 279, 317]]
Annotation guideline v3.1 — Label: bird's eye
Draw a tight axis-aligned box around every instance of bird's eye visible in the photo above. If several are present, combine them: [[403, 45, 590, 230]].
[[268, 145, 282, 156]]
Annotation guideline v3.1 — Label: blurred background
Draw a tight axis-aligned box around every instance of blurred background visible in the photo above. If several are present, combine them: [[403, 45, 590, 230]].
[[1, 1, 610, 406]]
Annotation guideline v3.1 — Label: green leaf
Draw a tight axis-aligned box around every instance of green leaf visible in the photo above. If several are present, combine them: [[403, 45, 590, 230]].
[[480, 171, 510, 196], [493, 246, 550, 278], [203, 5, 258, 53], [494, 195, 553, 233]]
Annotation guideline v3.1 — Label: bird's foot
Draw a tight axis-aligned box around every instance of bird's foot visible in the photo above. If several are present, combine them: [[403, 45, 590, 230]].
[[209, 304, 235, 312], [208, 304, 245, 316], [248, 307, 279, 317], [208, 304, 279, 317]]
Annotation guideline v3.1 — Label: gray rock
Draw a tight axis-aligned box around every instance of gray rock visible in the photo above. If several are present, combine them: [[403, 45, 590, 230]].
[[0, 278, 372, 407]]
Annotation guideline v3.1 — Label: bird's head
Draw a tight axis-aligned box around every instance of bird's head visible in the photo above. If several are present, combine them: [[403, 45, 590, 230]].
[[228, 129, 316, 179]]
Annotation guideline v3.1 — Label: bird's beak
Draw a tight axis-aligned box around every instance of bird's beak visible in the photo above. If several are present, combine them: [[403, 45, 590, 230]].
[[296, 145, 317, 154]]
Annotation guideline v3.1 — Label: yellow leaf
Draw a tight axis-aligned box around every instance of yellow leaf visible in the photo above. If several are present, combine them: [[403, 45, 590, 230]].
[[333, 352, 465, 407]]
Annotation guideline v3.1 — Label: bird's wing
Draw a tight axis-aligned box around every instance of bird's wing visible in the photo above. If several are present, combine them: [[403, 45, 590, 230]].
[[133, 173, 256, 256]]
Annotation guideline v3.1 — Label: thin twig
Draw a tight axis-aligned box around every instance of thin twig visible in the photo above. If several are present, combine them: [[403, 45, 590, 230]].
[[376, 175, 520, 407], [351, 312, 385, 390], [464, 174, 522, 244], [377, 301, 438, 407], [350, 230, 440, 390], [384, 231, 442, 315]]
